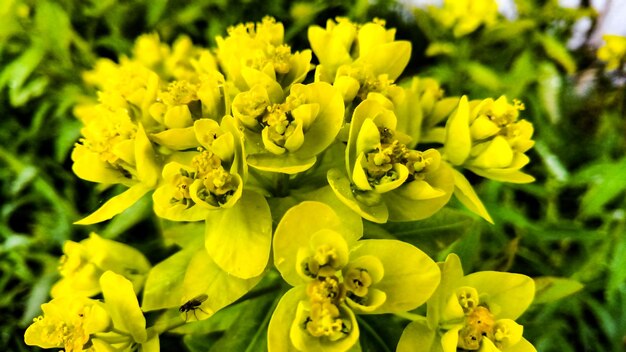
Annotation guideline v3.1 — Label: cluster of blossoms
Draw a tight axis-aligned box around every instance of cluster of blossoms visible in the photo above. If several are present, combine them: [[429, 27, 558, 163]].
[[26, 17, 537, 352]]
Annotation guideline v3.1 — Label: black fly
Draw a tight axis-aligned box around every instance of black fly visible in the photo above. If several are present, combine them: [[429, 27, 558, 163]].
[[179, 294, 209, 321]]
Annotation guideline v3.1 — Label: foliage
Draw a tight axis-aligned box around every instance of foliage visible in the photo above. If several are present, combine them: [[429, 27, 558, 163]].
[[0, 0, 624, 351]]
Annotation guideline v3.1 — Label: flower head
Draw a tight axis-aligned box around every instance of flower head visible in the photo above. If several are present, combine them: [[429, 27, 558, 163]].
[[233, 81, 344, 174], [269, 201, 440, 352], [25, 297, 110, 352], [443, 96, 535, 183], [429, 0, 499, 37], [397, 254, 536, 352], [25, 272, 152, 352], [217, 16, 312, 92], [52, 233, 151, 298], [328, 98, 454, 223], [152, 116, 246, 220]]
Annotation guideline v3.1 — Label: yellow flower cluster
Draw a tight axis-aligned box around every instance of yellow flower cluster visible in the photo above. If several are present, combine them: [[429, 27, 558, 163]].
[[26, 16, 538, 352]]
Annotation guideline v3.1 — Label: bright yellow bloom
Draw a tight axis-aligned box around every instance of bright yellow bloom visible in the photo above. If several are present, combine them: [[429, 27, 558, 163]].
[[444, 96, 535, 184], [232, 81, 344, 174], [72, 105, 159, 224], [269, 202, 440, 352], [152, 116, 245, 220], [308, 18, 411, 103], [397, 254, 536, 352], [24, 297, 110, 351], [217, 16, 312, 92], [328, 97, 454, 223], [52, 233, 151, 298], [26, 271, 154, 352], [597, 34, 626, 71], [429, 0, 498, 37]]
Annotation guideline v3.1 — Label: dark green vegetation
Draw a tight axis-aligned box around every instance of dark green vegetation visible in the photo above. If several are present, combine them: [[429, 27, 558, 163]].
[[1, 0, 624, 351]]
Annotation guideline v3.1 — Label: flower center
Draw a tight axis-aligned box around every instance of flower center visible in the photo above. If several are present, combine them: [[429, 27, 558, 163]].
[[160, 80, 198, 106], [458, 306, 495, 350], [302, 276, 351, 341], [303, 301, 351, 340], [344, 268, 372, 303], [301, 244, 343, 278], [260, 104, 297, 148], [170, 168, 196, 207], [189, 149, 238, 206], [307, 276, 346, 305], [361, 127, 439, 188], [247, 44, 293, 74]]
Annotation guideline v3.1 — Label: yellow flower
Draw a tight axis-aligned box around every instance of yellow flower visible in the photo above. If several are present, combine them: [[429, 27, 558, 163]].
[[429, 0, 499, 37], [328, 97, 454, 223], [443, 96, 535, 183], [232, 81, 344, 174], [52, 233, 151, 298], [152, 116, 246, 220], [72, 107, 160, 224], [597, 34, 626, 71], [217, 17, 312, 92], [269, 202, 440, 352], [397, 254, 536, 352], [308, 18, 411, 103], [25, 271, 154, 352], [24, 297, 110, 352]]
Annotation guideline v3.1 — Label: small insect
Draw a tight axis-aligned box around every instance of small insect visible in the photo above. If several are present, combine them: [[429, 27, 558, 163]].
[[179, 294, 209, 321]]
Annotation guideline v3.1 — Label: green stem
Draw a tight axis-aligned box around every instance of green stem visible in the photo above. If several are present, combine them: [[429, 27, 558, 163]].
[[394, 311, 428, 322], [273, 172, 290, 197]]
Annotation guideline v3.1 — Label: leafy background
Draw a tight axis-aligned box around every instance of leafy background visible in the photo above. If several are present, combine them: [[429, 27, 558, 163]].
[[0, 0, 624, 351]]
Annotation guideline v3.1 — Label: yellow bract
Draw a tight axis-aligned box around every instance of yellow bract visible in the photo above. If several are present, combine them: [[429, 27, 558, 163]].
[[597, 34, 626, 71], [52, 233, 151, 298], [429, 0, 499, 37]]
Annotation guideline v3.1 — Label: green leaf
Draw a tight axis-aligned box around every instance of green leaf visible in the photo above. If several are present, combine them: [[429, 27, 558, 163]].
[[533, 277, 584, 304], [578, 158, 626, 217], [35, 0, 72, 58], [607, 235, 626, 300], [208, 293, 278, 352], [182, 249, 263, 320], [537, 62, 562, 124], [147, 0, 169, 25], [74, 183, 153, 225], [183, 332, 224, 352], [142, 248, 196, 311], [536, 33, 576, 74], [9, 75, 49, 107], [171, 300, 246, 335], [162, 222, 205, 248], [247, 153, 317, 174], [465, 62, 501, 91], [0, 45, 45, 96]]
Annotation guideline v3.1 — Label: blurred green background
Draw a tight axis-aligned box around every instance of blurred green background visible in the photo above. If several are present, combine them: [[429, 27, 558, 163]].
[[1, 0, 624, 351]]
